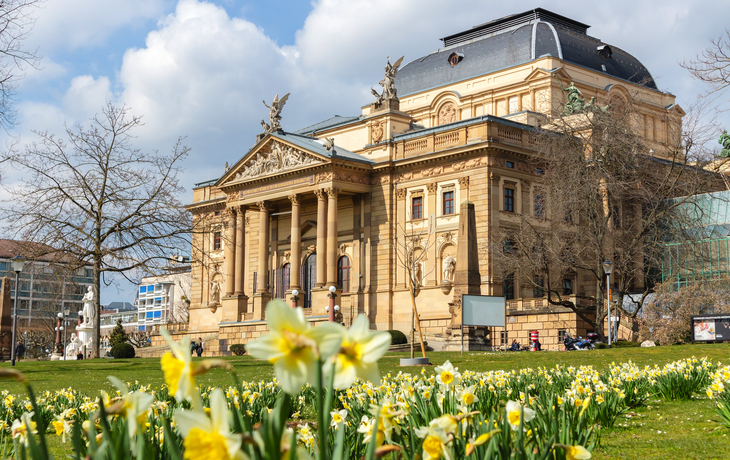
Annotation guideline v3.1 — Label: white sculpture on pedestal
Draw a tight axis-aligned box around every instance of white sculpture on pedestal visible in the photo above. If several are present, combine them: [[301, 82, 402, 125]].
[[66, 333, 80, 357], [82, 286, 95, 325]]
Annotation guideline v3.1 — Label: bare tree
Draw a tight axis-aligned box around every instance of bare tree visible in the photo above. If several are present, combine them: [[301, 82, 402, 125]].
[[2, 103, 191, 357], [0, 0, 42, 130], [681, 30, 730, 99], [494, 88, 723, 340], [394, 215, 435, 360]]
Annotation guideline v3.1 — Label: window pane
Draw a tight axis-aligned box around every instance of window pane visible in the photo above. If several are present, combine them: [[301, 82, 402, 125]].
[[337, 256, 351, 293], [412, 196, 423, 219], [443, 191, 454, 215], [504, 188, 514, 212]]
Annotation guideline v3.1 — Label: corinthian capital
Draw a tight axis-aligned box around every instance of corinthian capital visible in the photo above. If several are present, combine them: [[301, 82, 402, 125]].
[[256, 201, 270, 212], [288, 193, 301, 205], [314, 189, 327, 200], [325, 187, 341, 198]]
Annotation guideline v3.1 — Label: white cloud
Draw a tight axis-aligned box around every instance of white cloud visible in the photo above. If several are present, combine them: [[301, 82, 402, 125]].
[[62, 75, 113, 120], [28, 0, 168, 52]]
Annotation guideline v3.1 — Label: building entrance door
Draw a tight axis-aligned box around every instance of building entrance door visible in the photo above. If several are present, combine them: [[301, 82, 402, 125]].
[[303, 254, 316, 309]]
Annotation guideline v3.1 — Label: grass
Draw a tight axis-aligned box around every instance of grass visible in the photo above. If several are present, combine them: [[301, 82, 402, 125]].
[[3, 342, 730, 459]]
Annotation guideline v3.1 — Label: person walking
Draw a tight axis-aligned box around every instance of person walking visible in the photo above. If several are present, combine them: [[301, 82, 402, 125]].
[[189, 338, 197, 357], [195, 337, 204, 357], [15, 342, 25, 361]]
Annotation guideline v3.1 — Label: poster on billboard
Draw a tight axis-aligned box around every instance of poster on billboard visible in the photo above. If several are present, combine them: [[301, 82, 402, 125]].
[[691, 314, 730, 342]]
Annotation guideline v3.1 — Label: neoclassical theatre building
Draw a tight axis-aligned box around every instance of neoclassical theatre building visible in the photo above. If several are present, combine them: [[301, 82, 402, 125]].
[[180, 8, 682, 353]]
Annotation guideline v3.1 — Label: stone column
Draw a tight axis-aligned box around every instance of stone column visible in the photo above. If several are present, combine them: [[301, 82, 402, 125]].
[[257, 201, 269, 293], [326, 187, 341, 287], [234, 206, 245, 295], [315, 189, 327, 287], [396, 188, 407, 289], [223, 209, 236, 296], [426, 183, 438, 286], [289, 194, 302, 292]]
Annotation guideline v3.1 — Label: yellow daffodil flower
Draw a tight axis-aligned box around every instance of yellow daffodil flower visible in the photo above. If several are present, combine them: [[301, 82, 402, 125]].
[[465, 429, 500, 455], [457, 386, 479, 406], [11, 412, 37, 446], [246, 300, 343, 394], [505, 400, 535, 431], [52, 417, 73, 443], [558, 444, 592, 460], [435, 361, 461, 389], [175, 389, 248, 460], [332, 314, 391, 389]]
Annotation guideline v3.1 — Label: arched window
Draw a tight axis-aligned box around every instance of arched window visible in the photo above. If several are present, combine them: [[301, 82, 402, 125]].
[[337, 256, 351, 293]]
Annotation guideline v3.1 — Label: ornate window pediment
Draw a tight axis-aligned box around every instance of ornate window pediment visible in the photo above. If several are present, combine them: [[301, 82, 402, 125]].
[[232, 140, 325, 181]]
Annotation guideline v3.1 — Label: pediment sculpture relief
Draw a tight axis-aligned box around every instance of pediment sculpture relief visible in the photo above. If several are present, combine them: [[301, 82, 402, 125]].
[[235, 141, 323, 180]]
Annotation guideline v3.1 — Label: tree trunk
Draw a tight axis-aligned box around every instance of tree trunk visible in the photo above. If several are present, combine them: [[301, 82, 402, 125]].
[[91, 257, 102, 359], [410, 289, 427, 358]]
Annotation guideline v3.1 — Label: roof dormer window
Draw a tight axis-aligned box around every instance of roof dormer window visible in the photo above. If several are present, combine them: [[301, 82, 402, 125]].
[[448, 52, 464, 66], [597, 45, 612, 59]]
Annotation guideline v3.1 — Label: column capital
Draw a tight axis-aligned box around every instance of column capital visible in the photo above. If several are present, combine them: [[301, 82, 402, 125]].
[[235, 204, 247, 214], [426, 182, 438, 194], [314, 188, 327, 200], [325, 187, 341, 199], [396, 188, 407, 200], [288, 193, 301, 205], [458, 176, 470, 188], [256, 200, 270, 212]]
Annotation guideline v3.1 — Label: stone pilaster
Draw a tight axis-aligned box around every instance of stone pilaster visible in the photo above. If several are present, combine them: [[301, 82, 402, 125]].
[[223, 209, 236, 296], [315, 189, 328, 287], [325, 187, 341, 288], [289, 193, 302, 296]]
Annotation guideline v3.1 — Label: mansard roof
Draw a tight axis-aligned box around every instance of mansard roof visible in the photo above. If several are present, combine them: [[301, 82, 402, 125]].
[[294, 115, 360, 136], [396, 8, 656, 96]]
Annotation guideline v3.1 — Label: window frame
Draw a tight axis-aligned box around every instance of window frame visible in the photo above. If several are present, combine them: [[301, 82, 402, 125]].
[[213, 231, 222, 250], [504, 273, 515, 300], [337, 255, 351, 293], [562, 278, 573, 296], [411, 196, 423, 220], [504, 188, 515, 212], [533, 276, 544, 298], [442, 190, 455, 215]]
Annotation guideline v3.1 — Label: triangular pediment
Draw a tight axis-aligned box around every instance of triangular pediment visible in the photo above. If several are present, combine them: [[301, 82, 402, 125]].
[[525, 66, 571, 83], [220, 136, 328, 185]]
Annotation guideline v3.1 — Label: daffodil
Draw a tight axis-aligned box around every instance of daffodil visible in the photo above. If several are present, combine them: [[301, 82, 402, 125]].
[[505, 400, 535, 431], [246, 300, 343, 394], [465, 429, 500, 456], [558, 444, 592, 460], [11, 412, 37, 446], [175, 388, 248, 460], [457, 386, 479, 406], [415, 422, 453, 460], [332, 314, 391, 389], [435, 361, 461, 389], [330, 409, 348, 429], [107, 377, 155, 444], [52, 417, 73, 443], [160, 329, 232, 406]]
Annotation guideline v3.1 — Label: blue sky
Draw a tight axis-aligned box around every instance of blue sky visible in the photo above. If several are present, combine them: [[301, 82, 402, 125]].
[[3, 0, 729, 304]]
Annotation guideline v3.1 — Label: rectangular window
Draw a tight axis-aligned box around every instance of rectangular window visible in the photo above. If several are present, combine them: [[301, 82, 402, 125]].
[[503, 240, 516, 254], [0, 262, 7, 271], [506, 161, 514, 168], [213, 231, 222, 250], [443, 191, 454, 215], [85, 268, 93, 278], [139, 286, 147, 294], [146, 312, 153, 319], [504, 273, 515, 300], [138, 325, 146, 332], [500, 330, 509, 347], [558, 329, 566, 343], [412, 196, 423, 220], [504, 188, 514, 212], [562, 279, 573, 296], [153, 311, 162, 318], [534, 194, 544, 218], [533, 276, 544, 298]]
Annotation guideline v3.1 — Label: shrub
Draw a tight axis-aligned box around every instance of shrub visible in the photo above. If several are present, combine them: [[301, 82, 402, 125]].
[[109, 318, 128, 347], [613, 340, 640, 348], [110, 343, 135, 359], [387, 330, 407, 345], [230, 344, 246, 356], [595, 343, 608, 349]]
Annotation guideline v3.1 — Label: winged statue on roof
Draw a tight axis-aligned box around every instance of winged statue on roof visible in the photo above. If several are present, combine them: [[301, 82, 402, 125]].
[[261, 93, 290, 134], [371, 56, 403, 107]]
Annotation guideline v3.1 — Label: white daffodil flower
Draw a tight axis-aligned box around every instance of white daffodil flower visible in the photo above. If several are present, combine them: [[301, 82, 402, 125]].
[[332, 314, 391, 389], [174, 388, 248, 460], [246, 300, 343, 394], [505, 400, 536, 431], [435, 361, 461, 389]]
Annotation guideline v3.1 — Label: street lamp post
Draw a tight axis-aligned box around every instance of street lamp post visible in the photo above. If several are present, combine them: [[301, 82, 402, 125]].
[[63, 305, 70, 359], [10, 255, 25, 366], [55, 312, 64, 355], [603, 260, 613, 348], [327, 286, 337, 322], [291, 289, 299, 309]]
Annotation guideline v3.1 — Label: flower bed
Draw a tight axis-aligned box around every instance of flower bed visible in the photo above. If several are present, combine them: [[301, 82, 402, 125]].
[[0, 300, 725, 460]]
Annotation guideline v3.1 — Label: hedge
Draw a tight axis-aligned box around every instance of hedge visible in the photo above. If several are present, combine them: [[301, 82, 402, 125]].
[[230, 344, 246, 356], [110, 343, 135, 359], [388, 330, 408, 345]]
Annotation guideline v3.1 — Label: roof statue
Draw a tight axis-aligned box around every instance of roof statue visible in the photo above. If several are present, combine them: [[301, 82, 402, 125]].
[[323, 137, 336, 153], [560, 81, 606, 116], [261, 93, 290, 134], [719, 130, 730, 158], [371, 56, 403, 107]]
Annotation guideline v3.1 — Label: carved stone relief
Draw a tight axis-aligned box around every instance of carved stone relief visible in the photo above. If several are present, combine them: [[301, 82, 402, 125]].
[[422, 166, 443, 177], [371, 121, 384, 143], [453, 158, 484, 171], [235, 140, 323, 180], [438, 102, 458, 125]]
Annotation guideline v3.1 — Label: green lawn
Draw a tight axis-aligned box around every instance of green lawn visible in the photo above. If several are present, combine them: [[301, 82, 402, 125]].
[[3, 343, 730, 459]]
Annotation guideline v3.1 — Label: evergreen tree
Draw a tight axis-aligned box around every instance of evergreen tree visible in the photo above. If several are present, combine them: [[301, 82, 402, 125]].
[[109, 318, 128, 347]]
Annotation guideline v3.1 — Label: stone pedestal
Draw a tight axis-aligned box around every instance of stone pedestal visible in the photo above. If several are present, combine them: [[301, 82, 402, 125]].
[[76, 324, 93, 358], [252, 293, 271, 321], [221, 295, 248, 322]]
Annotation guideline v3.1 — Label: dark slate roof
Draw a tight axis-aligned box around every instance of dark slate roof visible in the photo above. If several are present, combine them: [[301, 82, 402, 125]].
[[270, 132, 373, 164], [396, 9, 656, 97], [294, 115, 360, 136]]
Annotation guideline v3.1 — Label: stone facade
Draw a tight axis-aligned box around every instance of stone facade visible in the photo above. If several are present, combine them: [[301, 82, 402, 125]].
[[174, 10, 681, 355]]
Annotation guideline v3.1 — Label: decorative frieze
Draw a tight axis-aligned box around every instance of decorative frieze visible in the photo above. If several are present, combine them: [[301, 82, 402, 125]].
[[235, 140, 323, 180]]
